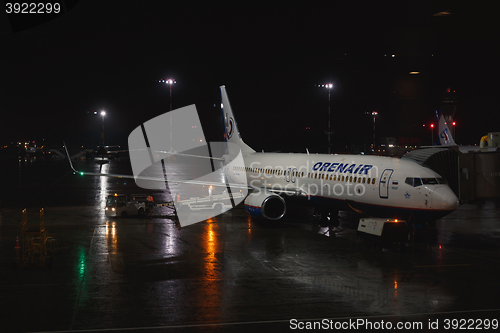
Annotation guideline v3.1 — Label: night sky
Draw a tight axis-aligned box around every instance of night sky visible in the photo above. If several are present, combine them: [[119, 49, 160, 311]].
[[1, 1, 499, 153]]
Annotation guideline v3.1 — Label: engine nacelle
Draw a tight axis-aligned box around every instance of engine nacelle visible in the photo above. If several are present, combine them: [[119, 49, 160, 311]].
[[244, 190, 286, 220]]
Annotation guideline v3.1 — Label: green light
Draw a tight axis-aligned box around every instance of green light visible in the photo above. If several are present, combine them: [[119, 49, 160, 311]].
[[80, 172, 84, 176]]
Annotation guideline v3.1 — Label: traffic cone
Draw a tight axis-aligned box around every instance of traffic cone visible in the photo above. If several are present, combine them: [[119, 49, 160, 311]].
[[14, 235, 20, 260]]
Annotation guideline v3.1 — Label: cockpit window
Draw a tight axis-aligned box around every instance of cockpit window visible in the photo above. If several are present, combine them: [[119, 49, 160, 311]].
[[405, 177, 446, 187], [421, 178, 439, 185], [437, 177, 447, 184]]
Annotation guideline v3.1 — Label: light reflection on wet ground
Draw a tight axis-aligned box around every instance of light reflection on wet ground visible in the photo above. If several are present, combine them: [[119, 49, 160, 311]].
[[0, 158, 499, 332]]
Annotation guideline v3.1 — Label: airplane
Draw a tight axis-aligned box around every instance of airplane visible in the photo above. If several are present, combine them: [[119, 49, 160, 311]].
[[91, 114, 127, 163], [221, 86, 459, 225], [94, 144, 124, 162], [66, 86, 460, 226]]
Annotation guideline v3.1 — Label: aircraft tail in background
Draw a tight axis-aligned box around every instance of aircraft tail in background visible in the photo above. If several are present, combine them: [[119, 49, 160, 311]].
[[435, 110, 456, 146]]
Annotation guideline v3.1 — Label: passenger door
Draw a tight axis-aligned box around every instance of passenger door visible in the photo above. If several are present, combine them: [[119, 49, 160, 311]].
[[379, 169, 394, 199]]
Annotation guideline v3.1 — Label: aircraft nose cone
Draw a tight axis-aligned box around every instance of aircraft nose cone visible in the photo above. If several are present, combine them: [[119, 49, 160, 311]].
[[434, 186, 459, 211]]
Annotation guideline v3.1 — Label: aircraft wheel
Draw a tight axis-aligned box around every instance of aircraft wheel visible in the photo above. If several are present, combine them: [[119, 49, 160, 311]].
[[138, 208, 144, 216], [311, 207, 322, 223]]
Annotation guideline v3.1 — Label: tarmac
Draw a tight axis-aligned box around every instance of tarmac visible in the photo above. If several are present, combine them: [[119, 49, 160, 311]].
[[1, 157, 500, 332]]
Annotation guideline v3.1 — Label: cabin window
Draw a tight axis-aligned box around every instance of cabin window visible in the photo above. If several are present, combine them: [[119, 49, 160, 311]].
[[349, 176, 353, 182], [371, 178, 376, 185], [362, 178, 366, 184], [321, 174, 325, 179], [354, 177, 357, 182]]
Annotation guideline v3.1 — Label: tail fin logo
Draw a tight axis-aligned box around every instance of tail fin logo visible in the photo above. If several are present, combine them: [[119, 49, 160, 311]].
[[440, 128, 450, 142], [225, 114, 234, 139]]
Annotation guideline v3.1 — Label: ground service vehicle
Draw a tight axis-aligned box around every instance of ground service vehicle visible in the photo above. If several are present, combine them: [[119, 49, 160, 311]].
[[131, 194, 154, 215], [105, 194, 147, 217]]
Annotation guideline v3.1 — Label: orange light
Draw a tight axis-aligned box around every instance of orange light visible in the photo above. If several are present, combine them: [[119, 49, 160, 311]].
[[394, 219, 398, 222]]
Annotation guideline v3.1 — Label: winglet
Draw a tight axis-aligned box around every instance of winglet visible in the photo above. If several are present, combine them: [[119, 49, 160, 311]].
[[63, 141, 78, 173]]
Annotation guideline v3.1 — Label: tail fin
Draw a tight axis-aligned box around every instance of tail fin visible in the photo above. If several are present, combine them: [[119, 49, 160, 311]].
[[220, 86, 255, 155], [435, 110, 456, 145]]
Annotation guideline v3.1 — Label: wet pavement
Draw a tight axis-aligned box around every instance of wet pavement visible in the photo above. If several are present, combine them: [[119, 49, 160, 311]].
[[1, 157, 500, 332]]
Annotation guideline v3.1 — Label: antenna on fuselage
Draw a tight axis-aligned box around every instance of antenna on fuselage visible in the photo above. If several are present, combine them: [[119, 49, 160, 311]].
[[306, 148, 309, 155]]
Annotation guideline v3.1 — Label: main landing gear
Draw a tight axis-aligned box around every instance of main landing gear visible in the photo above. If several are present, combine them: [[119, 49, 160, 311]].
[[312, 207, 340, 228]]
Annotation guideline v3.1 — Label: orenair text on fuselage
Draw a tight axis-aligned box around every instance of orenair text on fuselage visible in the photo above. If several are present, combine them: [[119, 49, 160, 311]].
[[312, 162, 373, 175]]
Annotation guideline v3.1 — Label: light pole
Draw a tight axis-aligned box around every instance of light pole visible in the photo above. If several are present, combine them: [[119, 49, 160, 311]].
[[100, 111, 106, 145], [326, 84, 333, 154], [165, 78, 176, 111], [317, 83, 334, 154], [158, 78, 176, 152], [430, 123, 434, 145], [365, 111, 378, 153]]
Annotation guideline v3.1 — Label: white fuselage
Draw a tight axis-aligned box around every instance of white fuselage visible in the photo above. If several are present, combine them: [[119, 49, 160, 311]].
[[228, 152, 459, 221]]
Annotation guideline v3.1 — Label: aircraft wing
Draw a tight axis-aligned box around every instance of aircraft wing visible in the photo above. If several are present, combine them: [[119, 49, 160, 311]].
[[148, 149, 225, 161], [64, 143, 250, 191]]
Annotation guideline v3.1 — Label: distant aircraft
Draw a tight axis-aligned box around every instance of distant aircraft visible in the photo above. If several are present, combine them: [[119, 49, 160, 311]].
[[434, 110, 497, 153], [92, 113, 126, 163], [93, 144, 124, 162], [67, 86, 460, 226], [435, 110, 456, 146]]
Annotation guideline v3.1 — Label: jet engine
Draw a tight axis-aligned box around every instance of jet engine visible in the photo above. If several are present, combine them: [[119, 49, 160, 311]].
[[244, 190, 286, 220]]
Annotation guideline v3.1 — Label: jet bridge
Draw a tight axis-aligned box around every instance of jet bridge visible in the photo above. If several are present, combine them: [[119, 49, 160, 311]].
[[402, 146, 500, 201], [402, 148, 459, 197]]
